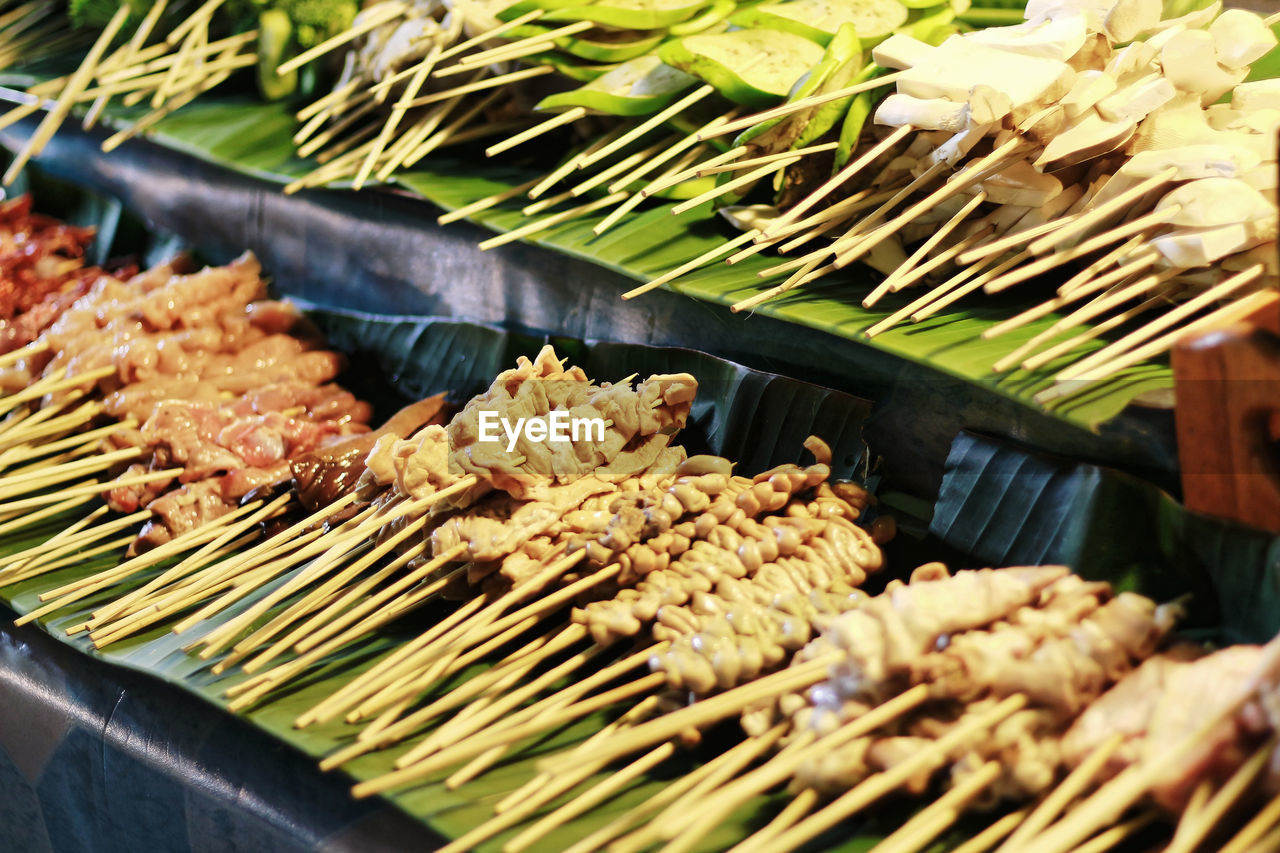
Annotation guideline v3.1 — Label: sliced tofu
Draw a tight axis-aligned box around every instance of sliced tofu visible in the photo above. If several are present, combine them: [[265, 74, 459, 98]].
[[1104, 41, 1156, 80], [1160, 29, 1250, 106], [895, 36, 1076, 110], [1061, 70, 1119, 120], [872, 33, 936, 70], [1095, 73, 1176, 124], [1232, 79, 1280, 113], [965, 11, 1089, 62], [1156, 177, 1275, 228], [928, 121, 998, 167], [875, 93, 970, 132], [1126, 94, 1215, 154], [975, 160, 1065, 207], [968, 85, 1014, 125], [1152, 223, 1267, 268], [1036, 111, 1136, 171], [1125, 143, 1263, 180], [1241, 163, 1280, 192], [1209, 9, 1278, 69], [1103, 0, 1161, 43], [1024, 0, 1112, 32]]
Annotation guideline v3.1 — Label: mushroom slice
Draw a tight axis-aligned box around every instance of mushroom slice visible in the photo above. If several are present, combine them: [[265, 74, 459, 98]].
[[1157, 178, 1275, 229], [965, 10, 1089, 62], [1095, 73, 1176, 124], [1209, 9, 1278, 70], [1062, 70, 1119, 120], [895, 36, 1075, 109], [975, 160, 1065, 208], [875, 93, 970, 132], [1036, 111, 1135, 171], [1126, 143, 1262, 180], [1151, 223, 1269, 268], [1103, 0, 1161, 43], [1232, 80, 1280, 113], [1160, 30, 1249, 106]]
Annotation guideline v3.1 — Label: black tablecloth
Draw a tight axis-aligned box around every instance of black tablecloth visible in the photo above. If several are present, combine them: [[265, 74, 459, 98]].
[[0, 607, 443, 853]]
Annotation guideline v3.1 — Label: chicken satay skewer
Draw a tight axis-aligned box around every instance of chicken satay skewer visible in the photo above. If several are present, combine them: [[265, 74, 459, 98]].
[[867, 762, 1006, 853], [1164, 737, 1277, 853]]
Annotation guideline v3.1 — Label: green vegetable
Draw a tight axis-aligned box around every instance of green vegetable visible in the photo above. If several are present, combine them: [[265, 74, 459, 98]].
[[659, 28, 826, 107], [668, 0, 737, 36], [834, 82, 875, 167], [730, 0, 908, 48], [68, 0, 154, 28], [737, 23, 864, 150], [536, 55, 699, 115], [507, 23, 666, 62], [905, 6, 956, 44], [271, 0, 357, 50], [501, 0, 713, 29], [257, 8, 298, 100]]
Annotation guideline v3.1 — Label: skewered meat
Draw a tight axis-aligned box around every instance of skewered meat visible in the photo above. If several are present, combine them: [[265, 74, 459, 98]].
[[0, 195, 97, 321], [291, 393, 448, 511], [1063, 643, 1280, 810]]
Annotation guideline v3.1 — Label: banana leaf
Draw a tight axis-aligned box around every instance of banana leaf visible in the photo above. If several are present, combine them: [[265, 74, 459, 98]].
[[0, 94, 1179, 439]]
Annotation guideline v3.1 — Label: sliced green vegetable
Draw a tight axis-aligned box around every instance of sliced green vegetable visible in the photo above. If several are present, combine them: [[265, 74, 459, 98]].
[[835, 70, 887, 167], [905, 6, 957, 45], [535, 54, 699, 114], [540, 0, 714, 29], [525, 51, 619, 81], [659, 28, 826, 107], [737, 23, 863, 150], [730, 0, 908, 47], [508, 23, 666, 62], [256, 9, 299, 101], [668, 0, 737, 35]]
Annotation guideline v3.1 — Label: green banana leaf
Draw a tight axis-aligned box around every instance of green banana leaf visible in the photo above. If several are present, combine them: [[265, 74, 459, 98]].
[[0, 94, 1177, 434]]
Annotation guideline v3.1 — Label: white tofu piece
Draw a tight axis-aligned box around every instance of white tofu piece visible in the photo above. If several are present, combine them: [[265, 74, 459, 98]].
[[1024, 0, 1112, 33], [1207, 105, 1280, 136], [1103, 0, 1161, 43], [864, 235, 909, 276], [1125, 143, 1263, 180], [875, 93, 970, 132], [1062, 70, 1119, 120], [1126, 94, 1215, 153], [1095, 73, 1176, 124], [1209, 10, 1278, 69], [927, 121, 996, 166], [1232, 79, 1280, 113], [965, 11, 1089, 62], [1036, 111, 1136, 170], [1240, 163, 1279, 192], [1152, 223, 1264, 268], [895, 36, 1076, 110], [1156, 178, 1275, 228], [975, 160, 1065, 207], [872, 34, 936, 70], [1160, 30, 1250, 105], [1014, 183, 1085, 229], [1104, 42, 1156, 80], [1148, 1, 1221, 33], [968, 85, 1013, 125]]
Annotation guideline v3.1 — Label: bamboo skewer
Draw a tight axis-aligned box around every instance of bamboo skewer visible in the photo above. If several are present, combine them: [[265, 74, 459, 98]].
[[607, 109, 738, 195], [578, 85, 717, 173], [622, 230, 759, 299], [1165, 737, 1276, 853], [595, 146, 707, 236], [443, 20, 594, 73], [751, 696, 1028, 853], [4, 5, 129, 185], [698, 142, 838, 177], [277, 2, 407, 75], [641, 146, 749, 198], [0, 469, 180, 514], [670, 157, 801, 216], [863, 191, 988, 306], [957, 214, 1074, 266], [0, 508, 142, 579], [478, 192, 628, 250], [869, 761, 1003, 853], [529, 125, 629, 200], [998, 734, 1125, 852], [953, 810, 1032, 853], [438, 178, 541, 225], [1027, 168, 1178, 257], [1219, 792, 1280, 853], [486, 108, 588, 158], [703, 71, 904, 140], [1055, 265, 1266, 382], [353, 45, 442, 190], [436, 10, 546, 63], [407, 64, 554, 108], [1019, 294, 1167, 373], [0, 505, 111, 581]]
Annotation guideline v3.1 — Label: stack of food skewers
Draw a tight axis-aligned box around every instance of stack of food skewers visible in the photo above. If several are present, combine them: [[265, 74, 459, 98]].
[[0, 196, 1271, 851]]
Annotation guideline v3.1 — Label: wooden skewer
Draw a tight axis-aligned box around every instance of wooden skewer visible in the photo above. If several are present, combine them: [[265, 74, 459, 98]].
[[1056, 264, 1266, 382], [1165, 737, 1276, 853], [478, 191, 628, 250], [703, 71, 904, 140], [577, 85, 716, 173], [0, 494, 93, 541], [698, 142, 836, 177], [863, 191, 987, 306], [569, 727, 787, 853], [277, 2, 407, 75], [641, 146, 749, 198], [670, 156, 801, 216], [758, 696, 1028, 853], [958, 215, 1075, 266], [868, 761, 1004, 853], [444, 20, 594, 72], [1023, 637, 1280, 853], [953, 809, 1032, 853], [0, 508, 143, 580], [1265, 11, 1280, 26], [352, 45, 443, 190], [486, 107, 588, 158], [0, 505, 111, 581], [436, 10, 545, 62], [622, 229, 759, 299], [1027, 168, 1178, 256], [296, 80, 360, 126], [1021, 294, 1167, 373], [438, 177, 541, 225], [153, 20, 204, 108], [982, 207, 1178, 295], [4, 6, 129, 185], [594, 146, 706, 235], [607, 109, 738, 195], [998, 734, 1125, 852], [165, 0, 224, 45], [909, 252, 1029, 323], [372, 73, 473, 180], [407, 64, 554, 108], [0, 469, 180, 515], [84, 0, 172, 128], [3, 533, 137, 586], [1219, 788, 1280, 853], [764, 125, 913, 239], [529, 125, 629, 200], [1057, 236, 1148, 297], [0, 445, 142, 499], [568, 138, 670, 198], [730, 255, 826, 313], [773, 189, 898, 255]]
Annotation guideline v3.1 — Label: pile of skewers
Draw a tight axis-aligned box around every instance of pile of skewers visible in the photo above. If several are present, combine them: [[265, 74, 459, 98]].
[[0, 200, 1277, 851]]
